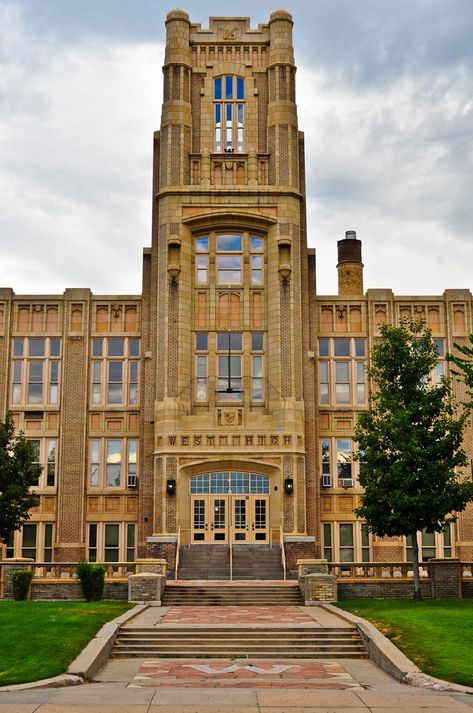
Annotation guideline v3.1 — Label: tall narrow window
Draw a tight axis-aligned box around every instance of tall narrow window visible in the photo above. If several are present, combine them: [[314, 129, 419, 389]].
[[323, 523, 333, 561], [196, 355, 208, 401], [339, 523, 354, 562], [12, 362, 22, 404], [195, 236, 209, 284], [28, 361, 43, 403], [335, 362, 350, 403], [337, 439, 352, 483], [127, 524, 136, 562], [49, 361, 59, 404], [29, 440, 41, 486], [361, 523, 370, 562], [47, 439, 56, 487], [252, 355, 263, 400], [88, 524, 98, 562], [104, 524, 120, 562], [356, 362, 365, 404], [214, 76, 245, 151], [44, 524, 53, 563], [92, 362, 101, 405], [319, 362, 329, 404], [218, 355, 242, 400], [321, 439, 331, 486], [108, 362, 123, 404], [127, 439, 137, 485], [90, 439, 100, 487], [106, 439, 121, 487], [22, 524, 37, 560]]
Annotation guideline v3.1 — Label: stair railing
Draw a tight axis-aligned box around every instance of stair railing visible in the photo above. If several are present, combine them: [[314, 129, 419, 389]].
[[229, 542, 233, 581], [280, 526, 287, 580], [174, 526, 181, 581]]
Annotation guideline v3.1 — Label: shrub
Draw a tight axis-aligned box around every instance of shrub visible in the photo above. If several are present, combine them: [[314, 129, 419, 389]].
[[75, 561, 106, 601], [12, 569, 33, 600]]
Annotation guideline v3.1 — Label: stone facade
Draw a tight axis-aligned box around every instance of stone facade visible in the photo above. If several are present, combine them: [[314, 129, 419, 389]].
[[1, 11, 472, 570]]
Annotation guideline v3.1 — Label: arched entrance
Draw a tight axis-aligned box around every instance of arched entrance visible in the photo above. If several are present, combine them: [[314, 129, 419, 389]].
[[190, 472, 270, 544]]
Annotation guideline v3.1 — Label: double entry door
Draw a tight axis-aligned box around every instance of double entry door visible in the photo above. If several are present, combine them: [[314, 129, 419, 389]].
[[191, 494, 269, 544]]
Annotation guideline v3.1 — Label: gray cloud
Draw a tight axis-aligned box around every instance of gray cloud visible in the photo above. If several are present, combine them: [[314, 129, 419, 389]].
[[1, 0, 472, 296]]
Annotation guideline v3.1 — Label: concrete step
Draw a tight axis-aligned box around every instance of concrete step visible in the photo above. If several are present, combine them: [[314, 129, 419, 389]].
[[111, 625, 368, 659], [176, 545, 286, 580]]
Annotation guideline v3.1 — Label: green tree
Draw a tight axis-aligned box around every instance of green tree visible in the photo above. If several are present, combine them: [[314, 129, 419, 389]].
[[354, 320, 473, 599], [447, 333, 473, 409], [0, 412, 41, 544]]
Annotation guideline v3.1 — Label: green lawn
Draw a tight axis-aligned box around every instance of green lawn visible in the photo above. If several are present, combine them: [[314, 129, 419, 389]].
[[337, 599, 473, 687], [0, 601, 132, 686]]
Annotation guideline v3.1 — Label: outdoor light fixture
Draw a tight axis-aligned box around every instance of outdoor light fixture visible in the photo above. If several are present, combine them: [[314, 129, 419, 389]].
[[284, 477, 294, 495], [166, 478, 176, 496]]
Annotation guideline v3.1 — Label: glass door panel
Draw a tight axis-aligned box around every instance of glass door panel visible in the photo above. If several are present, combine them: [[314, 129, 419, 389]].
[[211, 496, 227, 542], [252, 497, 268, 542], [191, 496, 209, 543], [232, 496, 248, 543]]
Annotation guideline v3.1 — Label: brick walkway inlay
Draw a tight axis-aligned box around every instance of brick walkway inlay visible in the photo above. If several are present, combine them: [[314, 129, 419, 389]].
[[161, 605, 314, 624], [131, 658, 359, 689]]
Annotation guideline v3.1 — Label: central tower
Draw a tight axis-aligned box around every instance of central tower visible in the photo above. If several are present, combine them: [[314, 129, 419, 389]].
[[140, 11, 317, 568]]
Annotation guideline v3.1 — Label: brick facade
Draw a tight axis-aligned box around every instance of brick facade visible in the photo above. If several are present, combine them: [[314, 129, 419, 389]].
[[1, 11, 472, 572]]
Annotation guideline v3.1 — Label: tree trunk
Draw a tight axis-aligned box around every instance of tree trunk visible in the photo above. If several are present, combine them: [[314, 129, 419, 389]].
[[412, 534, 422, 600]]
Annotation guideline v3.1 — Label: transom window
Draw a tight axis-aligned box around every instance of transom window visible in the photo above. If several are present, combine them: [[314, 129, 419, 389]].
[[190, 472, 270, 494], [214, 76, 244, 152]]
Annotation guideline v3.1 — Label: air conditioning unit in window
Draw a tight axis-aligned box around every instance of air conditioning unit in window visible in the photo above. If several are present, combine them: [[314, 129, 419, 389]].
[[340, 478, 354, 488], [127, 474, 137, 489], [321, 475, 332, 488]]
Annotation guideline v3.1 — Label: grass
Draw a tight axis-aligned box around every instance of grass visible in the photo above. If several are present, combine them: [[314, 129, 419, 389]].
[[0, 600, 132, 686], [337, 599, 473, 687]]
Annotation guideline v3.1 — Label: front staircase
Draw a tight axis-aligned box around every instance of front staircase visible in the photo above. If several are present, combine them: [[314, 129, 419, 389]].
[[162, 581, 303, 606], [176, 544, 285, 580], [111, 625, 368, 659]]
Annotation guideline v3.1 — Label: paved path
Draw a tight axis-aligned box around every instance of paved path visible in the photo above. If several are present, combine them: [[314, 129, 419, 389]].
[[1, 605, 472, 712]]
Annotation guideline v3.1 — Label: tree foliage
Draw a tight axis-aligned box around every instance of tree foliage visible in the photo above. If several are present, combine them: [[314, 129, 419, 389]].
[[447, 333, 473, 409], [0, 412, 41, 543], [354, 320, 473, 597]]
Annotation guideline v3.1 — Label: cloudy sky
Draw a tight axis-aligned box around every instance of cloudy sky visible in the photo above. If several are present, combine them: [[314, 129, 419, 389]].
[[1, 0, 472, 296]]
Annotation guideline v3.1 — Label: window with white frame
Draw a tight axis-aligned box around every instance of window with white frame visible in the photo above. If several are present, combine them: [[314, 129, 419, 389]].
[[89, 438, 138, 489], [88, 522, 136, 563], [214, 75, 244, 152], [11, 337, 61, 406], [91, 337, 139, 406], [318, 338, 366, 405]]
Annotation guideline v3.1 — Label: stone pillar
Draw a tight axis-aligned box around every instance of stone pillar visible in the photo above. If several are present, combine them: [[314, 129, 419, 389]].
[[300, 573, 338, 605], [429, 558, 462, 599], [267, 10, 298, 189], [128, 573, 165, 604], [135, 558, 167, 577], [2, 558, 33, 599], [297, 558, 329, 579]]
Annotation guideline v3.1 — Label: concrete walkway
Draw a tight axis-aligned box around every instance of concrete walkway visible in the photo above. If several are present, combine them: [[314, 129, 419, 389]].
[[1, 604, 472, 712]]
